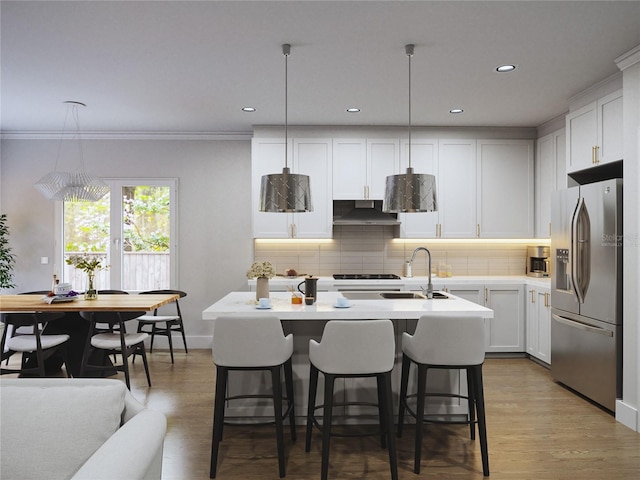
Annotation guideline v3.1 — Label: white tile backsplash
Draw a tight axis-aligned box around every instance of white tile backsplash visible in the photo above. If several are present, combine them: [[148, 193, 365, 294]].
[[255, 226, 532, 277]]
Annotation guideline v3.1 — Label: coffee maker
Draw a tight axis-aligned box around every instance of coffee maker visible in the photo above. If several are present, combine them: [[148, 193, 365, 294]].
[[526, 246, 550, 277]]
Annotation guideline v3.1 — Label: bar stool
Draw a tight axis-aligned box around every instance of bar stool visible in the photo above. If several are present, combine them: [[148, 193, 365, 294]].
[[305, 320, 397, 480], [210, 314, 295, 478], [397, 315, 489, 476]]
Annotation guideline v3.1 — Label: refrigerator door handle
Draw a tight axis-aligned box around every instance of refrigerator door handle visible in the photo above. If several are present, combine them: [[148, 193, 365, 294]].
[[552, 314, 613, 337], [571, 197, 590, 304]]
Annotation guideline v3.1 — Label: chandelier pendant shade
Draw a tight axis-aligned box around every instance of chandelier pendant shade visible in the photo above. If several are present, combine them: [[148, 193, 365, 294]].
[[383, 45, 437, 213], [258, 44, 313, 213], [34, 101, 109, 202]]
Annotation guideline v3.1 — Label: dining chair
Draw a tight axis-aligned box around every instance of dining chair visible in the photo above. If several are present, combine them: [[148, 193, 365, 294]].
[[79, 310, 151, 389], [135, 290, 188, 363], [397, 315, 489, 476], [0, 312, 70, 377]]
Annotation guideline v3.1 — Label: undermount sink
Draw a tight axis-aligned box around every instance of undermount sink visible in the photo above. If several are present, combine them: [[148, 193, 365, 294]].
[[379, 291, 449, 300], [379, 292, 426, 299], [341, 291, 449, 300]]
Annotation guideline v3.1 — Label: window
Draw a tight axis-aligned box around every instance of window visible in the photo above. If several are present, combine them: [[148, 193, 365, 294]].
[[57, 179, 177, 291]]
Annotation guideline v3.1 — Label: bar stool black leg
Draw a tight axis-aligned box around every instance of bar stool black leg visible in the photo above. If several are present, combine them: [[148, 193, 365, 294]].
[[381, 371, 399, 480], [271, 365, 286, 478], [467, 368, 476, 440], [284, 358, 297, 442], [414, 364, 427, 474], [321, 373, 335, 480], [397, 353, 410, 438], [210, 365, 228, 478], [473, 365, 490, 477], [377, 374, 387, 449], [305, 364, 319, 452]]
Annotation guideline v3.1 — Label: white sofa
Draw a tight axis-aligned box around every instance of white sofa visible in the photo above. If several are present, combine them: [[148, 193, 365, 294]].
[[0, 378, 167, 480]]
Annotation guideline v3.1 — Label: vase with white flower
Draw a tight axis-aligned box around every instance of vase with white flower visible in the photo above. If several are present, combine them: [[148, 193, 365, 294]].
[[66, 254, 108, 300], [246, 261, 276, 301]]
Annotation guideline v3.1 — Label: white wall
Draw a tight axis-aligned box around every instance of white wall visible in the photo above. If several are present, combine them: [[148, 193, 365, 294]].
[[0, 137, 253, 347]]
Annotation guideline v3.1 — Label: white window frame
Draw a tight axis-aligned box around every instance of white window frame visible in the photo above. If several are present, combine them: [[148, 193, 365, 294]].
[[55, 178, 178, 291]]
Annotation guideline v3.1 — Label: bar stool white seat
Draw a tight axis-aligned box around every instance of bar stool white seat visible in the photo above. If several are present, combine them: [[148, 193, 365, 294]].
[[398, 315, 489, 476], [305, 319, 398, 480], [210, 314, 295, 478]]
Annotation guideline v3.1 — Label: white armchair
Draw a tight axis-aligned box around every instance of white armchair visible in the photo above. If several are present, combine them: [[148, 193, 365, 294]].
[[0, 378, 166, 480]]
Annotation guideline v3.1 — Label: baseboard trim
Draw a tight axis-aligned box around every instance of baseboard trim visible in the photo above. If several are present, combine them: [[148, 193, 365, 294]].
[[616, 400, 638, 432]]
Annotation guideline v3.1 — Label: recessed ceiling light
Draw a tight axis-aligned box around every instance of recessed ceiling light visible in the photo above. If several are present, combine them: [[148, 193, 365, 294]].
[[496, 64, 517, 73], [346, 107, 361, 113], [449, 108, 464, 114], [242, 107, 256, 112]]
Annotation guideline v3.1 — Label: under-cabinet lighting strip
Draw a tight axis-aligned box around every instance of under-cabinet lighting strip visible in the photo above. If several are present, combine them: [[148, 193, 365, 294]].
[[255, 238, 549, 245]]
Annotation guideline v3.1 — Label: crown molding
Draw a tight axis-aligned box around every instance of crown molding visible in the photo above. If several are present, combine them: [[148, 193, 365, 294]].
[[0, 130, 253, 141]]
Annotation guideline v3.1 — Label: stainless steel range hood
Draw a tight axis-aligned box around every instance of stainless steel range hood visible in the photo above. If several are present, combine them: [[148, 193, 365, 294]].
[[333, 200, 400, 226]]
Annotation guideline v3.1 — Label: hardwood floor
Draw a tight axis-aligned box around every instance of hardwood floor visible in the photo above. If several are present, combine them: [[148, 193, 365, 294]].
[[121, 350, 640, 480], [7, 349, 639, 479]]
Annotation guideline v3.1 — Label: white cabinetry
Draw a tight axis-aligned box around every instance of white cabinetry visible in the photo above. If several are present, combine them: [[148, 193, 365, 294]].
[[477, 140, 534, 238], [332, 138, 399, 200], [566, 90, 623, 173], [526, 286, 551, 364], [252, 138, 333, 238], [484, 284, 526, 353], [535, 129, 566, 238], [442, 283, 525, 353], [436, 139, 477, 238]]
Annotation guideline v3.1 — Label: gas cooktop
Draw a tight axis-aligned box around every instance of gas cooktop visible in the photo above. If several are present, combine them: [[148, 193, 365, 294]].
[[333, 274, 401, 280]]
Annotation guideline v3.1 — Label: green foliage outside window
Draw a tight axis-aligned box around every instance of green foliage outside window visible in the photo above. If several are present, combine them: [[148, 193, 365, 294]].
[[65, 186, 170, 253]]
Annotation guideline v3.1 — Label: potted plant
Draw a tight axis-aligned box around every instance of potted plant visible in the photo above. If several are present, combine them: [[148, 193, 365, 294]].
[[0, 214, 16, 290]]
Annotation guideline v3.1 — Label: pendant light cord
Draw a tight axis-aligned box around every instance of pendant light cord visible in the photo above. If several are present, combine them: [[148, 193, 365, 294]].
[[54, 101, 86, 172], [406, 44, 414, 170], [283, 44, 290, 170]]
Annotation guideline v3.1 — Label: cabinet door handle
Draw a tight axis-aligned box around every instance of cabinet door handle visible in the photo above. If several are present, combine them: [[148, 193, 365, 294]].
[[594, 145, 600, 164], [530, 289, 535, 303], [484, 288, 488, 305], [544, 292, 550, 307], [477, 224, 481, 238]]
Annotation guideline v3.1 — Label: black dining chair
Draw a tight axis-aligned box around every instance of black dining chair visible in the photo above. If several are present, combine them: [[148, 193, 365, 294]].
[[1, 311, 71, 377], [79, 310, 151, 389], [135, 290, 188, 363]]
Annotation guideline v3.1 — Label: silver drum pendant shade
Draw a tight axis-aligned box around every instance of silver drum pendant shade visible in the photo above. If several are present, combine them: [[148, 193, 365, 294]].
[[259, 167, 313, 213], [383, 167, 437, 213]]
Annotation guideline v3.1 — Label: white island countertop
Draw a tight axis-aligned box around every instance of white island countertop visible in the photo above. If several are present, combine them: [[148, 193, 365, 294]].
[[202, 291, 493, 321]]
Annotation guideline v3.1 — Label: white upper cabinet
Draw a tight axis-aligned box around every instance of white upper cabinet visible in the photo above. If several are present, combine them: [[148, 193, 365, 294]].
[[438, 139, 478, 238], [332, 139, 367, 199], [566, 89, 623, 173], [397, 138, 439, 238], [367, 139, 400, 199], [252, 137, 333, 238], [535, 129, 566, 238], [477, 139, 534, 238], [332, 138, 399, 200]]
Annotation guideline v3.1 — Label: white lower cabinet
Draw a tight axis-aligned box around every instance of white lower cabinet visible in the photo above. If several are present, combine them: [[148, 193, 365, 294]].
[[526, 286, 551, 364], [443, 283, 525, 353]]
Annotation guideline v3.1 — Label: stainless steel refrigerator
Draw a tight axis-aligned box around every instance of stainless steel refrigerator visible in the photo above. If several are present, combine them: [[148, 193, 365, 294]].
[[550, 178, 622, 412]]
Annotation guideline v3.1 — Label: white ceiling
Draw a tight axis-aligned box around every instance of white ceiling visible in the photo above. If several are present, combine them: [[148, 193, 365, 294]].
[[2, 1, 639, 135]]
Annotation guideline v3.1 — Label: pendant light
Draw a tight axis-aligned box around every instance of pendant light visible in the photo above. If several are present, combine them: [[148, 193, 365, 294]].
[[259, 44, 313, 213], [382, 45, 437, 213], [34, 101, 109, 202]]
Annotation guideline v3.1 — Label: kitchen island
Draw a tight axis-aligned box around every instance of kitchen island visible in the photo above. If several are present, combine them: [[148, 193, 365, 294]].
[[203, 291, 493, 421]]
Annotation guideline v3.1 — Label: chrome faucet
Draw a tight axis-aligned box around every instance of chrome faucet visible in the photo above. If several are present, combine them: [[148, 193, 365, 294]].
[[405, 247, 434, 298]]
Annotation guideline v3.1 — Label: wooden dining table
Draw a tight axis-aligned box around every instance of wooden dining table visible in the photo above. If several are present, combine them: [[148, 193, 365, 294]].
[[0, 293, 179, 377], [0, 293, 179, 313]]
